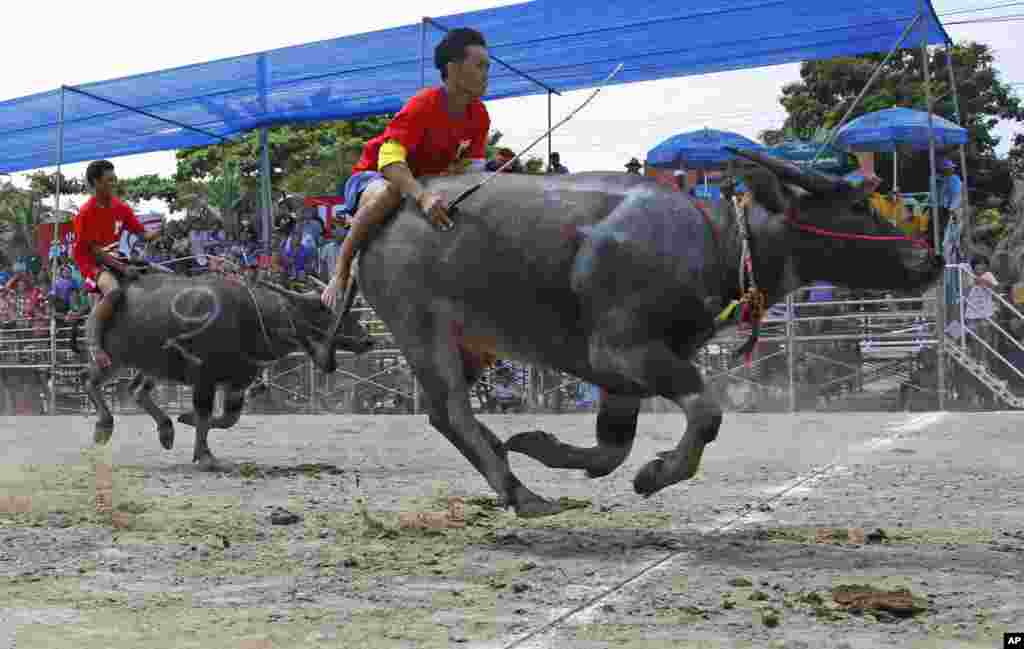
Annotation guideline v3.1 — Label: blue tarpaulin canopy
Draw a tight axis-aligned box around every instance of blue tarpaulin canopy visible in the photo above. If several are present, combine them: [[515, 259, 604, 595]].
[[0, 0, 949, 173]]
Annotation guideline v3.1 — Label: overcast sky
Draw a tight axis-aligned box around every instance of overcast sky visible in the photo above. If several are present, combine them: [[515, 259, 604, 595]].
[[0, 0, 1019, 213]]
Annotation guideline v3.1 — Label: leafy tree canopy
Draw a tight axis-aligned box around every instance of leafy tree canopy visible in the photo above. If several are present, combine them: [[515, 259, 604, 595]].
[[760, 42, 1023, 209]]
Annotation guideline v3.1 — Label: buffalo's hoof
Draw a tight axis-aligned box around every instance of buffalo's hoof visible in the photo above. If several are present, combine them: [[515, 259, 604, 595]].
[[504, 430, 555, 456], [633, 446, 704, 497], [195, 454, 235, 473], [93, 421, 114, 445], [633, 456, 669, 498], [511, 487, 563, 519], [584, 462, 618, 479], [158, 419, 175, 450]]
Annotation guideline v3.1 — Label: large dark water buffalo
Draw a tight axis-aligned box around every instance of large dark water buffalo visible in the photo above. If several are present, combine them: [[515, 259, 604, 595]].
[[73, 271, 368, 470], [339, 149, 942, 517]]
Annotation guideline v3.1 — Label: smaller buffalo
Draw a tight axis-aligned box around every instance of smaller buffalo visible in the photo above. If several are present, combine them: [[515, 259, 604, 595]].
[[72, 268, 369, 470]]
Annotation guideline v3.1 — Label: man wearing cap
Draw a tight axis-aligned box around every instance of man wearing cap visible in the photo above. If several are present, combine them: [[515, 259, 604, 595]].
[[547, 152, 569, 174], [933, 158, 962, 249], [625, 158, 642, 175]]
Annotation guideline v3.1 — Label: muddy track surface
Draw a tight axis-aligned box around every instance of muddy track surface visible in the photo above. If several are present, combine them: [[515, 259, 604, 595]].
[[1, 412, 1023, 648]]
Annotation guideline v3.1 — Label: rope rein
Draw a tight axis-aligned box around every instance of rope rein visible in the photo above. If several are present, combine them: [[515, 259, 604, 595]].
[[710, 198, 929, 363]]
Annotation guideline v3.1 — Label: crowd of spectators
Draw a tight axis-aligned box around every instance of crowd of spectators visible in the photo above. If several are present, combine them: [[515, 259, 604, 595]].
[[1, 148, 585, 325]]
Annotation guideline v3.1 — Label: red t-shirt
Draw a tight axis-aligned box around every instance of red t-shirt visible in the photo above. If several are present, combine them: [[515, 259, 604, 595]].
[[72, 196, 145, 280], [352, 87, 490, 178]]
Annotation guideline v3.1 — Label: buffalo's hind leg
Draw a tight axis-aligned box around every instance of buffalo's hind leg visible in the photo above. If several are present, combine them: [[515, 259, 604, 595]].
[[189, 381, 235, 472], [130, 374, 175, 450], [84, 363, 119, 445], [393, 319, 562, 518], [505, 391, 640, 479]]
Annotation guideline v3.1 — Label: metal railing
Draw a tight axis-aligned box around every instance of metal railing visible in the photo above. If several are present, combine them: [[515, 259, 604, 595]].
[[3, 273, 1022, 415], [940, 263, 1024, 408]]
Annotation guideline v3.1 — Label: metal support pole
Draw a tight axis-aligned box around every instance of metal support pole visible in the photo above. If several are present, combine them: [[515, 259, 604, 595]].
[[944, 41, 971, 248], [922, 18, 945, 411], [814, 12, 923, 162], [547, 91, 552, 171], [259, 128, 272, 249], [412, 373, 419, 414], [787, 292, 796, 412], [420, 18, 428, 89], [308, 360, 316, 414], [49, 87, 66, 416], [258, 54, 272, 250]]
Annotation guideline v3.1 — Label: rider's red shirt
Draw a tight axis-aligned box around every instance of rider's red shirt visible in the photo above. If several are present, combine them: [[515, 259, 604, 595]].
[[352, 86, 490, 177], [71, 196, 145, 280]]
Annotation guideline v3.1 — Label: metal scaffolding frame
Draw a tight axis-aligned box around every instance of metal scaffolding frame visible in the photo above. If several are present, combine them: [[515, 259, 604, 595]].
[[3, 281, 1021, 416]]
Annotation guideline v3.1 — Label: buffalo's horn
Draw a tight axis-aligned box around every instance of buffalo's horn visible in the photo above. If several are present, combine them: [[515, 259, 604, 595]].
[[256, 279, 307, 300], [724, 147, 851, 196]]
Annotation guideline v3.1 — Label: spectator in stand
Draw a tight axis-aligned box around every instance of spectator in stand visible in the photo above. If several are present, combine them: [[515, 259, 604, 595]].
[[673, 170, 687, 193], [963, 255, 998, 358], [238, 217, 258, 244], [0, 263, 10, 289], [298, 208, 325, 247], [49, 265, 79, 316], [19, 274, 49, 336], [547, 152, 569, 174], [486, 147, 523, 173], [624, 157, 642, 175], [275, 209, 297, 240], [280, 229, 308, 281], [930, 158, 963, 248], [319, 230, 343, 281]]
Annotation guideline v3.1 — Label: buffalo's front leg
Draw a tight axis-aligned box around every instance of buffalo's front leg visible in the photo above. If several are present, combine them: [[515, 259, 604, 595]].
[[190, 382, 235, 472], [130, 373, 175, 450], [633, 388, 721, 497], [586, 331, 718, 497], [505, 391, 640, 478], [178, 384, 246, 430]]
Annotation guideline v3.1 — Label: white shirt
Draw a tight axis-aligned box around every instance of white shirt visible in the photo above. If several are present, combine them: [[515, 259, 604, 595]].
[[965, 270, 998, 320]]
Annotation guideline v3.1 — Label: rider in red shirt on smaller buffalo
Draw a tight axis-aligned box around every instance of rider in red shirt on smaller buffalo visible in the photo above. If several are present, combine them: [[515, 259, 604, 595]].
[[72, 159, 161, 369], [322, 27, 492, 309]]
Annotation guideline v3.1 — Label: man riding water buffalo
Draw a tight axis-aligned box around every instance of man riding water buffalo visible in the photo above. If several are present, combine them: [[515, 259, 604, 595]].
[[322, 27, 491, 308], [72, 159, 162, 369]]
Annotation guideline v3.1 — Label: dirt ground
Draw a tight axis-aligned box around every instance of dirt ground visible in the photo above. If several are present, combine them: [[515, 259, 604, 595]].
[[1, 410, 1023, 648]]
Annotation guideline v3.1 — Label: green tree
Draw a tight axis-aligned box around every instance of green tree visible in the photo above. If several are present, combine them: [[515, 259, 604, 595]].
[[115, 174, 180, 211], [25, 171, 86, 199], [1010, 132, 1024, 178], [0, 183, 39, 260], [762, 42, 1023, 213], [204, 161, 243, 235], [174, 117, 392, 196]]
